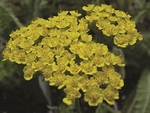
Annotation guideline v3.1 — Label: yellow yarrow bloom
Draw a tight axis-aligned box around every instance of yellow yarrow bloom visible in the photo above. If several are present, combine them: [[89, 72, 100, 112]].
[[103, 85, 119, 105], [41, 65, 53, 81], [84, 87, 103, 106], [79, 76, 99, 92], [67, 61, 81, 74], [49, 72, 66, 89], [83, 4, 143, 48], [82, 4, 94, 12], [80, 60, 97, 75], [23, 65, 34, 80], [64, 74, 82, 90], [63, 87, 81, 105], [2, 4, 142, 106]]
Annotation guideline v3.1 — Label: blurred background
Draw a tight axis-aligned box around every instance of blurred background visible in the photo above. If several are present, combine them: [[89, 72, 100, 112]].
[[0, 0, 150, 113]]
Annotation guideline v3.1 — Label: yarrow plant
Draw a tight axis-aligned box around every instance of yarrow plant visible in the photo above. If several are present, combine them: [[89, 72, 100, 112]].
[[2, 4, 143, 106]]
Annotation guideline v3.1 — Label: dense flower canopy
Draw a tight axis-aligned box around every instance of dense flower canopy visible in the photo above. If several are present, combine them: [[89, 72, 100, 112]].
[[2, 4, 142, 106], [83, 4, 143, 48]]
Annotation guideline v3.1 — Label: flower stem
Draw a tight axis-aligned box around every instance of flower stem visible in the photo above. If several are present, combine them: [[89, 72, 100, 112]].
[[75, 99, 82, 113], [3, 7, 23, 28]]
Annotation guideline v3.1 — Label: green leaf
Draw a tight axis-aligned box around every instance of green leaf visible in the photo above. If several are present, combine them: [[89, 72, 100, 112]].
[[38, 75, 52, 105], [58, 103, 75, 113], [123, 68, 150, 113], [96, 103, 115, 113]]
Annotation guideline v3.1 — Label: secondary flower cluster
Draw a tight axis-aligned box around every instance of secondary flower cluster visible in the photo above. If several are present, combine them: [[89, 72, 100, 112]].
[[83, 4, 143, 47], [3, 4, 142, 106]]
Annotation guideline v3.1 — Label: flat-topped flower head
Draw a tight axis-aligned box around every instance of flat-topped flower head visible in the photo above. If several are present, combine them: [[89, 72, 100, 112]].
[[2, 4, 142, 106]]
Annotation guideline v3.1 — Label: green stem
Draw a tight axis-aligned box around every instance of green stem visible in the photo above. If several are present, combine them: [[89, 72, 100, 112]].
[[2, 7, 23, 28], [33, 0, 41, 18], [95, 0, 101, 5], [123, 0, 129, 11], [75, 99, 82, 113], [8, 11, 23, 27], [1, 5, 23, 27], [103, 103, 115, 113], [114, 0, 120, 9]]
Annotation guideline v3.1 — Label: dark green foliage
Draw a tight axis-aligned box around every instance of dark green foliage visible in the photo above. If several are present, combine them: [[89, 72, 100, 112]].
[[47, 103, 75, 113], [0, 60, 20, 89], [0, 6, 16, 38], [96, 103, 115, 113], [123, 69, 150, 113]]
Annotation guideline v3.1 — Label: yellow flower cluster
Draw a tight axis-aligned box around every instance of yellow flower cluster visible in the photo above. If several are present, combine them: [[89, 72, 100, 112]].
[[2, 4, 142, 106], [83, 4, 143, 47]]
